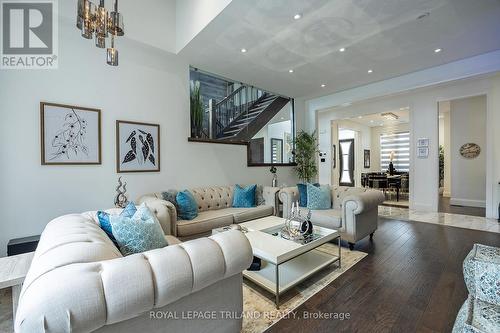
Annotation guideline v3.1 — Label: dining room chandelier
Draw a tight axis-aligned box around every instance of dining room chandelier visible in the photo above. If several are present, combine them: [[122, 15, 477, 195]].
[[76, 0, 124, 66]]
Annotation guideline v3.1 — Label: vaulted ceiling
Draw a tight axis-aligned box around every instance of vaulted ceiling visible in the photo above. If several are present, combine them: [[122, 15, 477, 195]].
[[179, 0, 500, 98]]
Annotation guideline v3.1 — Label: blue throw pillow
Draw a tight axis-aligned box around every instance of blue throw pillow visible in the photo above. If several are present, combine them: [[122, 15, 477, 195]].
[[306, 184, 331, 210], [233, 184, 257, 208], [97, 202, 137, 244], [110, 203, 168, 256], [297, 183, 320, 207], [176, 190, 198, 220]]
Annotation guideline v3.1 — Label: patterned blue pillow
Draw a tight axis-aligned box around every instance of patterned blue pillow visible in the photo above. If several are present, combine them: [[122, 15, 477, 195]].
[[176, 190, 198, 220], [233, 184, 257, 208], [110, 203, 168, 256], [297, 183, 320, 207], [97, 202, 137, 244], [306, 184, 331, 210]]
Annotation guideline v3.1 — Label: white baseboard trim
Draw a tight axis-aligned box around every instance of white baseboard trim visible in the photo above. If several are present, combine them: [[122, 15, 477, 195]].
[[449, 198, 486, 208]]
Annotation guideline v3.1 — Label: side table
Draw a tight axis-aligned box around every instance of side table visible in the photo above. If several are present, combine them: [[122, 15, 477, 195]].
[[0, 252, 34, 322]]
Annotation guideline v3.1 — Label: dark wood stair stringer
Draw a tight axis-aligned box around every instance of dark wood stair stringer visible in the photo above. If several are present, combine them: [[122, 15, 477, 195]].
[[229, 96, 290, 141]]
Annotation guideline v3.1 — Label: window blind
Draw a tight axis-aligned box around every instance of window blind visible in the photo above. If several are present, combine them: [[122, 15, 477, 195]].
[[380, 131, 410, 172]]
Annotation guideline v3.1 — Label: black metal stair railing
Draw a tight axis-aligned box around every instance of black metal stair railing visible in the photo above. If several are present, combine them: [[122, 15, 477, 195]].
[[207, 85, 264, 139]]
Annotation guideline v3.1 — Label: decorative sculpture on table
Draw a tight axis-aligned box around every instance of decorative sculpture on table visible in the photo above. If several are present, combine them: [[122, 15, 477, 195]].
[[114, 176, 128, 208], [281, 202, 313, 241]]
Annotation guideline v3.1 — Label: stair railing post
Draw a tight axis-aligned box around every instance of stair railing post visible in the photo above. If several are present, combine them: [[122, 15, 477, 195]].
[[208, 99, 216, 139]]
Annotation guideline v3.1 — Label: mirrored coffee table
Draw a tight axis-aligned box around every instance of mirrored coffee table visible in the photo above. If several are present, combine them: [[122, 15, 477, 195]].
[[239, 216, 341, 308]]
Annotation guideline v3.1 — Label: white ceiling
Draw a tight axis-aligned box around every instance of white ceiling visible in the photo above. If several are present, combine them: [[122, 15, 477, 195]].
[[344, 109, 410, 127], [179, 0, 500, 98]]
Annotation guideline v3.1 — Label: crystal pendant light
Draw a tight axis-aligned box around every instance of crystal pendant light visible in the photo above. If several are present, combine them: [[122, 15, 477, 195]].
[[76, 0, 84, 29], [76, 0, 124, 65], [109, 0, 124, 36], [81, 0, 96, 39], [94, 0, 107, 48], [107, 35, 118, 66]]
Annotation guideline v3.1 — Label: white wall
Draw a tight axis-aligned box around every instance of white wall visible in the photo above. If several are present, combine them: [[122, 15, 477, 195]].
[[175, 0, 233, 52], [0, 18, 297, 257], [450, 96, 487, 207], [311, 73, 500, 216]]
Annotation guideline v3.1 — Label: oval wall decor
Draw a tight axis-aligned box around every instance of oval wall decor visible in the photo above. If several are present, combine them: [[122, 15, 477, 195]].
[[459, 143, 481, 159]]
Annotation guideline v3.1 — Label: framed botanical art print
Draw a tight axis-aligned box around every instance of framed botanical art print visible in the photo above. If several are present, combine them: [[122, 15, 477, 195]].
[[40, 102, 101, 165], [116, 120, 160, 173]]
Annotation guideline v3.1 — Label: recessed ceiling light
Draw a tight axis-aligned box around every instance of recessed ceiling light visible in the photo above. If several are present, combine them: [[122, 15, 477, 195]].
[[339, 47, 346, 52], [321, 84, 326, 88], [281, 117, 285, 120], [367, 69, 373, 73], [434, 48, 442, 53], [294, 14, 302, 20], [240, 48, 247, 53], [370, 120, 374, 123], [289, 69, 294, 73], [380, 123, 384, 126], [341, 102, 352, 107], [358, 116, 363, 119]]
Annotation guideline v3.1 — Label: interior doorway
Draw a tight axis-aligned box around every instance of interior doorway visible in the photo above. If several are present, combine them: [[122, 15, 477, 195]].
[[330, 110, 410, 207], [339, 138, 355, 186], [438, 95, 486, 217]]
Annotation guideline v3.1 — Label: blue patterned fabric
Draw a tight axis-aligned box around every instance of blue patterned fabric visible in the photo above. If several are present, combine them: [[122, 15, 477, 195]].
[[297, 183, 320, 207], [97, 202, 137, 244], [463, 244, 500, 305], [453, 244, 500, 333], [306, 184, 331, 210], [452, 296, 500, 333], [110, 203, 168, 256], [176, 190, 198, 220], [233, 184, 257, 208]]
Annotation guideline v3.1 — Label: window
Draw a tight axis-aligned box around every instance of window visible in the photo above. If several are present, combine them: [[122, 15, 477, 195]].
[[380, 131, 410, 172]]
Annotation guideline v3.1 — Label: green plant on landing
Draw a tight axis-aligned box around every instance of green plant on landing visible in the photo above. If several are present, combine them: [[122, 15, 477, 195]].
[[439, 145, 444, 186], [293, 130, 319, 183], [190, 80, 204, 138]]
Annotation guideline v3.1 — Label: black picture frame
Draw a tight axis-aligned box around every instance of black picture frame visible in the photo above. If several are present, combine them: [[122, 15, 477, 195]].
[[332, 144, 336, 168], [364, 149, 371, 168]]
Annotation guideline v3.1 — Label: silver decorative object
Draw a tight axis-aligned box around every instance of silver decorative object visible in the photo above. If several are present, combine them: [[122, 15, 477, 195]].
[[114, 176, 128, 208], [281, 202, 313, 241], [76, 0, 124, 66]]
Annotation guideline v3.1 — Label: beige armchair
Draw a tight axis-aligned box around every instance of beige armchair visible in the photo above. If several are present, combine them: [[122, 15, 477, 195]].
[[279, 186, 385, 249]]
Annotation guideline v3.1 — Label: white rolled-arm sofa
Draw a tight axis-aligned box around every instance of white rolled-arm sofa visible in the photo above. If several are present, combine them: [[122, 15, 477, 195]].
[[279, 186, 385, 250], [137, 185, 280, 240], [15, 208, 253, 333]]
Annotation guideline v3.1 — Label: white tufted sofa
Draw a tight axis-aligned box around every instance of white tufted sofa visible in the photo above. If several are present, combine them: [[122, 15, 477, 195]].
[[138, 185, 280, 240], [15, 208, 253, 333]]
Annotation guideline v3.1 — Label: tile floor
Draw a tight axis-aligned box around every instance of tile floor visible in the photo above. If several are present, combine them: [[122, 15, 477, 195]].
[[378, 206, 500, 233]]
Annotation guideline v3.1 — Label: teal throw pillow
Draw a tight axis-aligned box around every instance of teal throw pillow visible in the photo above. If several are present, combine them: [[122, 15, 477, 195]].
[[306, 184, 331, 210], [110, 203, 168, 256], [176, 190, 198, 220], [297, 183, 320, 207], [233, 184, 257, 208], [97, 202, 137, 244]]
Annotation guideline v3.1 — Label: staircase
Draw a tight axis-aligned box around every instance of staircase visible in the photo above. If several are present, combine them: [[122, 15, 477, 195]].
[[209, 86, 290, 142]]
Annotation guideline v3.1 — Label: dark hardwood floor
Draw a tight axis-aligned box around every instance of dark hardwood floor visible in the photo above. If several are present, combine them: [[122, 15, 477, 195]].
[[438, 195, 486, 217], [266, 217, 500, 333]]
